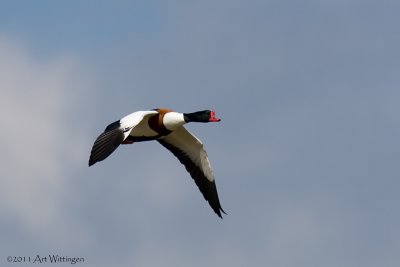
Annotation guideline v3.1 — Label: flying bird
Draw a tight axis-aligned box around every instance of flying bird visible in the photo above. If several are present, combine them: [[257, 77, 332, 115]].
[[89, 108, 225, 218]]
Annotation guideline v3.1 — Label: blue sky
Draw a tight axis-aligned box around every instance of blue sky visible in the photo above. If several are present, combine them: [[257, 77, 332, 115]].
[[1, 1, 400, 266]]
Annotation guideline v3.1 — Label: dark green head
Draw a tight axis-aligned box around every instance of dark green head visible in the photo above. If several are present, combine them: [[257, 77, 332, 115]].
[[183, 110, 221, 123]]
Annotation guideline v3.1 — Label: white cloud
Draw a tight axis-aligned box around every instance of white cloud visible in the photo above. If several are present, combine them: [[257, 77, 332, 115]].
[[0, 36, 93, 247]]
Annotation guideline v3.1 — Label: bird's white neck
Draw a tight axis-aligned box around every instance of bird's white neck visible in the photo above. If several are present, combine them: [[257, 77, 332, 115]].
[[163, 112, 186, 131]]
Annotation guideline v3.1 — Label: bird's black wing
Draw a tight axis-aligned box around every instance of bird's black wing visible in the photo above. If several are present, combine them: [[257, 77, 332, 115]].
[[158, 127, 225, 218], [89, 121, 126, 166]]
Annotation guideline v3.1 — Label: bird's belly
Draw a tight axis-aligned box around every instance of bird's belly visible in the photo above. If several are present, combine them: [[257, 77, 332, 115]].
[[129, 123, 159, 138], [129, 120, 159, 140], [126, 127, 160, 143], [125, 135, 159, 142]]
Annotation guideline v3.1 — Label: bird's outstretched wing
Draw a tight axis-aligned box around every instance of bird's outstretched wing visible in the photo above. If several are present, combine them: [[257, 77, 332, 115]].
[[89, 110, 158, 166], [89, 123, 126, 166], [158, 127, 225, 218]]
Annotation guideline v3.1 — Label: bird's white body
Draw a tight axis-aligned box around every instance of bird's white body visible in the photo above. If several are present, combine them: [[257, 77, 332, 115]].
[[125, 111, 159, 138], [162, 112, 186, 131]]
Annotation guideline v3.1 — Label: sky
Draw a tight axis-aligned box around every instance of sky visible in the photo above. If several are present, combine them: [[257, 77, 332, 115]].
[[1, 1, 400, 266]]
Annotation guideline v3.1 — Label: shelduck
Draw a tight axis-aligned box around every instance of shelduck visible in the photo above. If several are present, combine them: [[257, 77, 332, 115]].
[[89, 108, 225, 218]]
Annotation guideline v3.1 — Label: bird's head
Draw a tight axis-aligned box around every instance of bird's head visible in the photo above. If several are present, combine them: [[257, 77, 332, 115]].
[[184, 110, 221, 123]]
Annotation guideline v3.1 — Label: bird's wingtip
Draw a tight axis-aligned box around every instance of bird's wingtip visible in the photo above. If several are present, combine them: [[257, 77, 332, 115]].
[[216, 207, 227, 219], [88, 159, 96, 167]]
